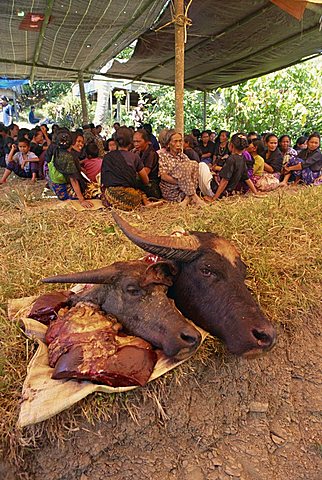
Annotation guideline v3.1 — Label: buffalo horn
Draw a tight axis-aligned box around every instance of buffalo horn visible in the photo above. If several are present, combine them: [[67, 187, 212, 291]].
[[112, 212, 201, 262], [43, 265, 118, 284]]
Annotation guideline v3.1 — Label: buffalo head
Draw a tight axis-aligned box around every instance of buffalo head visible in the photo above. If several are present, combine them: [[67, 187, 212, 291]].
[[43, 260, 201, 360], [112, 212, 276, 357]]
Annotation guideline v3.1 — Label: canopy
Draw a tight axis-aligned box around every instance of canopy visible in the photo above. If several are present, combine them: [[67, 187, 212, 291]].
[[0, 1, 321, 90], [106, 0, 322, 90], [0, 0, 168, 82]]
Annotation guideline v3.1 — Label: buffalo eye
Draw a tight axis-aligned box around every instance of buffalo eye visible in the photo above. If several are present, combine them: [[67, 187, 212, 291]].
[[126, 286, 142, 296], [200, 265, 218, 280]]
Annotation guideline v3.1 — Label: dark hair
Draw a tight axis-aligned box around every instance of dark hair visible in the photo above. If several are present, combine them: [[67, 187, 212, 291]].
[[105, 138, 117, 151], [247, 131, 258, 141], [184, 135, 195, 148], [17, 128, 30, 141], [29, 127, 42, 140], [294, 136, 307, 147], [30, 106, 35, 110], [219, 130, 230, 139], [8, 123, 19, 133], [278, 134, 291, 146], [230, 133, 248, 151], [85, 142, 99, 158], [191, 128, 200, 138], [71, 131, 84, 145], [143, 123, 152, 134], [18, 137, 30, 147], [307, 132, 320, 145], [251, 139, 264, 152], [265, 133, 278, 143], [0, 124, 8, 133], [115, 127, 133, 148], [201, 130, 210, 137], [135, 128, 150, 142]]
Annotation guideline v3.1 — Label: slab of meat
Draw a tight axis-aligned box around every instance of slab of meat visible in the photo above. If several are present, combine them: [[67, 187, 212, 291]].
[[45, 303, 157, 387], [29, 290, 74, 325]]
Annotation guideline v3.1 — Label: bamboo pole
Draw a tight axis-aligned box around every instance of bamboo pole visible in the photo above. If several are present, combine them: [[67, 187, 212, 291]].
[[174, 0, 185, 135], [78, 71, 88, 124]]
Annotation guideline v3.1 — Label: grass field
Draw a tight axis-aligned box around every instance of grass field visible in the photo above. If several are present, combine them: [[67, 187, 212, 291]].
[[0, 175, 321, 465]]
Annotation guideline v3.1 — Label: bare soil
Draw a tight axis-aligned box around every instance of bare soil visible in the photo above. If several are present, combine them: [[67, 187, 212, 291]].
[[4, 310, 321, 480]]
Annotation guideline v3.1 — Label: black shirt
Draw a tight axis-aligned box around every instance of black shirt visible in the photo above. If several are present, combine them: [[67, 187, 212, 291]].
[[199, 140, 215, 158], [138, 144, 159, 180], [264, 148, 283, 173], [219, 154, 249, 192]]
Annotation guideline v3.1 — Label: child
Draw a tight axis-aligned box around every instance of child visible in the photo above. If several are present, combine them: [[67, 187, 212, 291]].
[[81, 142, 103, 183], [209, 134, 259, 201], [199, 134, 260, 201], [247, 139, 265, 176], [0, 138, 39, 184]]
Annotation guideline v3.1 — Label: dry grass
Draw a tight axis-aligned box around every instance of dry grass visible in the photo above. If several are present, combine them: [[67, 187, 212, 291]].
[[0, 175, 321, 463]]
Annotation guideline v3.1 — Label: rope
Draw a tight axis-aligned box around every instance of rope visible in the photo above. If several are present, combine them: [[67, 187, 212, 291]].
[[154, 0, 193, 43]]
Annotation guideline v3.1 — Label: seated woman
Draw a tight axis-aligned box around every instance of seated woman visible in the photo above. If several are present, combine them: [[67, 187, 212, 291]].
[[257, 133, 283, 191], [70, 132, 85, 160], [101, 127, 158, 211], [213, 130, 230, 171], [183, 135, 200, 162], [247, 139, 265, 177], [0, 137, 39, 184], [293, 136, 307, 153], [48, 129, 98, 208], [133, 129, 161, 199], [280, 133, 322, 187], [278, 134, 298, 167], [198, 130, 215, 165], [158, 130, 205, 207]]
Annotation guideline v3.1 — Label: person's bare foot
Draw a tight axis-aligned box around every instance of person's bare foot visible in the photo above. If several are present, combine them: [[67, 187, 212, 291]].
[[191, 194, 207, 207], [144, 200, 165, 208], [179, 196, 190, 207]]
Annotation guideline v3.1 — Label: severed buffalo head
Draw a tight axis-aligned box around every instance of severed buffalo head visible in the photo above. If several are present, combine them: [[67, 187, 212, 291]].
[[112, 212, 276, 357], [43, 260, 201, 360]]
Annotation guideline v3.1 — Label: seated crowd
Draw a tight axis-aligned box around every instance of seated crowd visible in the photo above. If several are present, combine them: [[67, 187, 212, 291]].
[[0, 120, 321, 210]]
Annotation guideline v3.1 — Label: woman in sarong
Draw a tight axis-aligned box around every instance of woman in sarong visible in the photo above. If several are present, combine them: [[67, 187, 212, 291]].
[[158, 130, 205, 207], [101, 126, 157, 211]]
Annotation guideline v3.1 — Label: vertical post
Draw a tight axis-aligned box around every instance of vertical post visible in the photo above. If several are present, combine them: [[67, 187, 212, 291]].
[[109, 90, 113, 122], [174, 0, 185, 135], [126, 90, 130, 113], [203, 90, 207, 130], [78, 71, 88, 124]]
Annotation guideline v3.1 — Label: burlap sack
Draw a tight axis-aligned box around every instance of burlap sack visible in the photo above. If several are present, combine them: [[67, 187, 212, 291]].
[[8, 295, 208, 428]]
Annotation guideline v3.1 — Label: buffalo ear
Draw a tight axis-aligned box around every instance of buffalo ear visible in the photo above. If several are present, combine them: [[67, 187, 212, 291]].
[[141, 261, 179, 287]]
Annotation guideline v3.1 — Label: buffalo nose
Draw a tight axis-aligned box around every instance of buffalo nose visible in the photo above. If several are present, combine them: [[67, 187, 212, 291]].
[[252, 328, 275, 349], [180, 330, 200, 347]]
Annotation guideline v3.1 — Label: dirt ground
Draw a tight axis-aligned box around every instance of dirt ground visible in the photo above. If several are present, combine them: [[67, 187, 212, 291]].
[[1, 179, 321, 480], [3, 309, 320, 480]]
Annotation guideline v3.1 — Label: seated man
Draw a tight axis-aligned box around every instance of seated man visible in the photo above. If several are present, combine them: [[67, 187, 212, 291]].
[[29, 106, 41, 125]]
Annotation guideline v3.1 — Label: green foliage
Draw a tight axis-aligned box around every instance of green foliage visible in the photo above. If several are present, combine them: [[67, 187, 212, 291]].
[[143, 58, 322, 138], [21, 81, 72, 107], [42, 92, 95, 129]]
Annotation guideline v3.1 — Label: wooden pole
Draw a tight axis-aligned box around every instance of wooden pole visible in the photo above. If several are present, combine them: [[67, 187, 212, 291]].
[[174, 0, 185, 135], [78, 71, 88, 124], [203, 90, 207, 130]]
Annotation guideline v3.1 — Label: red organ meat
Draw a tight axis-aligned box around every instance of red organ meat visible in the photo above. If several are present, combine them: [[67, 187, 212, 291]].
[[45, 302, 157, 387], [29, 290, 74, 325]]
